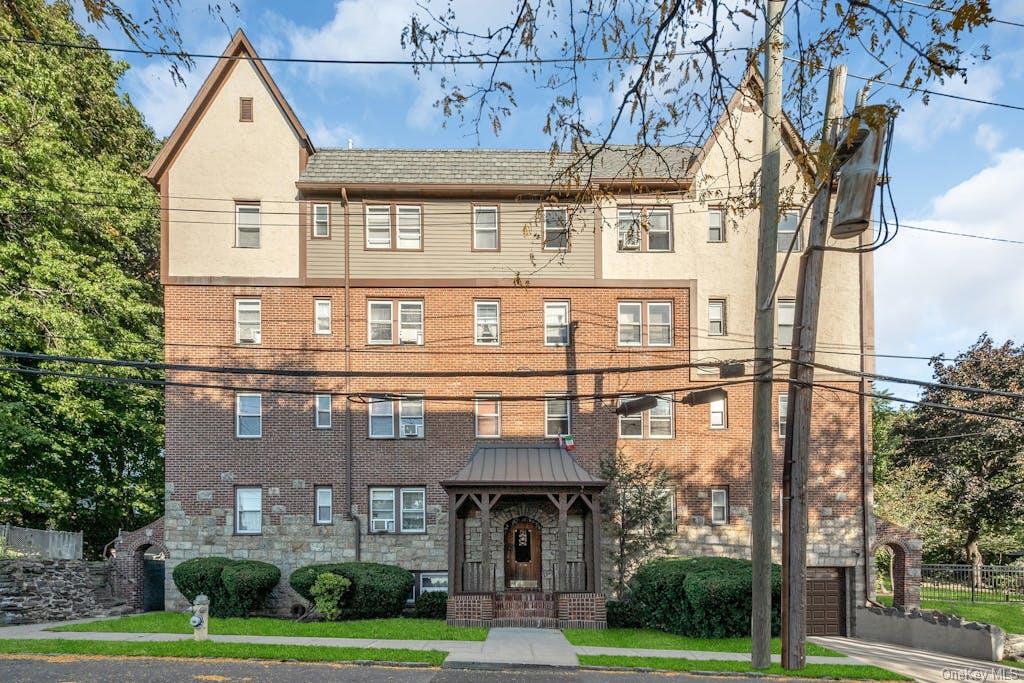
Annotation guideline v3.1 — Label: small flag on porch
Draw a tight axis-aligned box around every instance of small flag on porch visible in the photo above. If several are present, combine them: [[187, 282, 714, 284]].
[[560, 434, 575, 451]]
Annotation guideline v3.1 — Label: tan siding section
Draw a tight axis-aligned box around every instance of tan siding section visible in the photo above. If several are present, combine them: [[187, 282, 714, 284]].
[[302, 199, 595, 279]]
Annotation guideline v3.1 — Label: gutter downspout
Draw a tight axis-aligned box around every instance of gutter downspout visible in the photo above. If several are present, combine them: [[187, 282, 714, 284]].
[[342, 186, 360, 561]]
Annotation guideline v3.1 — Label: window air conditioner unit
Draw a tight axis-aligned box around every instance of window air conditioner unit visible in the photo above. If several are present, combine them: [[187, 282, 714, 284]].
[[372, 519, 393, 532], [479, 328, 497, 343], [238, 328, 260, 344], [399, 328, 422, 344], [402, 423, 422, 438]]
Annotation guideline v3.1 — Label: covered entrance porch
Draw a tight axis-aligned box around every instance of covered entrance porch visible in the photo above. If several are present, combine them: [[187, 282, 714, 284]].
[[442, 445, 608, 629]]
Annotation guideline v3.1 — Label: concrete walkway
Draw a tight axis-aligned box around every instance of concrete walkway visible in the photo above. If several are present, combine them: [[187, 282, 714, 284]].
[[812, 636, 1019, 683]]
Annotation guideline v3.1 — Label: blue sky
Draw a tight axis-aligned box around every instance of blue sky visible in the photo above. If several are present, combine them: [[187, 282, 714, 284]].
[[79, 0, 1024, 400]]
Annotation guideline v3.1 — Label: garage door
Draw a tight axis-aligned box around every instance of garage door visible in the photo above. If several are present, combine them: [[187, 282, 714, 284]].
[[806, 567, 846, 636]]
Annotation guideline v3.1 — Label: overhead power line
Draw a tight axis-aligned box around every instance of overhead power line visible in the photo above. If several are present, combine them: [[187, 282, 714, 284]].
[[894, 0, 1024, 28]]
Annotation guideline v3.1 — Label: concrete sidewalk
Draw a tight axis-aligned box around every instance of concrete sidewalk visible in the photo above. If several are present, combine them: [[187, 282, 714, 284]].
[[812, 636, 1020, 682]]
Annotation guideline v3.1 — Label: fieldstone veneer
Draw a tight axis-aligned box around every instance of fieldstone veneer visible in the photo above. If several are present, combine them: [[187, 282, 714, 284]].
[[0, 559, 109, 624]]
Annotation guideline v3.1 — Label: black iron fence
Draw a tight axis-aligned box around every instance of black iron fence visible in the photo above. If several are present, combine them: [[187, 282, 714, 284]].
[[921, 564, 1024, 603]]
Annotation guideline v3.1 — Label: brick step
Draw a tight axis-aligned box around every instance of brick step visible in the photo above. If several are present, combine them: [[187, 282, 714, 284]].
[[490, 617, 559, 629]]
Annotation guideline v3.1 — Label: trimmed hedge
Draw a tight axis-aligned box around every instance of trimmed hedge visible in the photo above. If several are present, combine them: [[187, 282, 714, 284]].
[[606, 599, 644, 628], [171, 557, 280, 617], [628, 557, 782, 638], [289, 562, 414, 620], [413, 591, 448, 619]]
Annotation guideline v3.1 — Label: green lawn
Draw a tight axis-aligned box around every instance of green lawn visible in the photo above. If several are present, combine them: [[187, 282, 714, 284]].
[[563, 628, 843, 657], [876, 596, 1023, 634], [0, 638, 445, 665], [578, 655, 909, 680], [51, 612, 487, 641]]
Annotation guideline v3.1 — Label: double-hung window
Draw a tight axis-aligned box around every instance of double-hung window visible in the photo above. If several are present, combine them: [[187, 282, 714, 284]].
[[710, 397, 727, 429], [543, 207, 569, 250], [235, 299, 261, 344], [778, 393, 789, 439], [399, 396, 424, 438], [777, 299, 795, 346], [617, 209, 641, 251], [235, 203, 261, 248], [369, 397, 424, 438], [475, 301, 500, 345], [544, 301, 570, 346], [369, 300, 423, 345], [545, 397, 570, 437], [777, 210, 802, 252], [315, 298, 332, 335], [312, 203, 330, 238], [235, 487, 262, 534], [708, 299, 726, 336], [649, 396, 674, 437], [370, 488, 396, 533], [617, 302, 642, 346], [366, 205, 392, 248], [708, 208, 725, 242], [617, 208, 671, 251], [396, 206, 422, 249], [475, 394, 501, 438], [473, 206, 499, 250], [368, 301, 393, 344], [369, 400, 394, 438], [236, 393, 262, 438], [315, 394, 332, 429], [647, 209, 671, 251], [618, 397, 643, 438], [647, 302, 673, 346], [315, 486, 333, 524], [398, 301, 424, 345], [400, 489, 426, 532], [711, 488, 729, 525]]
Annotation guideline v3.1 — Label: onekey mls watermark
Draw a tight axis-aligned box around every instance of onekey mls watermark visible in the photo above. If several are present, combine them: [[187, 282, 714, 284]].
[[943, 666, 1024, 681]]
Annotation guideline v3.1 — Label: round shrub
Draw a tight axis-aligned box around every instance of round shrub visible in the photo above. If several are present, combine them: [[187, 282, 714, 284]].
[[628, 557, 782, 638], [310, 572, 352, 621], [172, 557, 235, 613], [290, 562, 414, 619], [413, 591, 448, 619], [221, 560, 281, 617]]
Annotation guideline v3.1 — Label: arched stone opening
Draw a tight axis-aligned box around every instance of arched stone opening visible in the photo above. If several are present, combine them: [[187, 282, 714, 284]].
[[872, 517, 922, 608], [109, 518, 167, 612]]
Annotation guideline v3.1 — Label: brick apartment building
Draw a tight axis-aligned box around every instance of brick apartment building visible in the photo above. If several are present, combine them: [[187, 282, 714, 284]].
[[143, 30, 875, 632]]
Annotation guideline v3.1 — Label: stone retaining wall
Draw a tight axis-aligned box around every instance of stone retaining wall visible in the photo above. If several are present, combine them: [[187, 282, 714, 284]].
[[854, 605, 1005, 662], [0, 559, 110, 624]]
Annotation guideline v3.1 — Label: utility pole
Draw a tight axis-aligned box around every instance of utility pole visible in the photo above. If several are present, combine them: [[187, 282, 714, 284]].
[[750, 0, 785, 670], [780, 65, 847, 669]]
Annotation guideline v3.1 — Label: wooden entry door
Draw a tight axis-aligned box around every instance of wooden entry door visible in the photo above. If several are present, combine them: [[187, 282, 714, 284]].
[[504, 518, 542, 590]]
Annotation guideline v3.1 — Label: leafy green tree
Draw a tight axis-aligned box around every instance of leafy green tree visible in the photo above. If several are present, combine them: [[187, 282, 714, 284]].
[[892, 335, 1024, 571], [0, 0, 163, 555], [600, 449, 675, 599]]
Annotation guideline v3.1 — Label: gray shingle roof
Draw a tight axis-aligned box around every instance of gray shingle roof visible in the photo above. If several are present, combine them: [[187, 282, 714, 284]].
[[442, 444, 605, 487], [300, 146, 695, 186]]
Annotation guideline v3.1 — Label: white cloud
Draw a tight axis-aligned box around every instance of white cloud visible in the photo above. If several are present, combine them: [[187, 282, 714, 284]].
[[875, 149, 1024, 392], [124, 63, 203, 138], [309, 119, 362, 148], [973, 123, 1003, 153]]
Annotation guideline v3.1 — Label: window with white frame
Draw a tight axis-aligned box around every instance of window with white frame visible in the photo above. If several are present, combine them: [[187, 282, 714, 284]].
[[235, 299, 261, 344], [401, 488, 426, 532], [235, 487, 262, 534], [708, 299, 726, 336], [647, 302, 673, 346], [399, 396, 424, 438], [618, 397, 643, 438], [312, 203, 330, 238], [369, 399, 395, 438], [708, 208, 725, 242], [475, 394, 501, 438], [315, 298, 332, 335], [710, 396, 727, 429], [777, 210, 802, 252], [235, 203, 261, 248], [369, 488, 396, 533], [647, 208, 671, 251], [398, 301, 424, 345], [650, 395, 674, 437], [474, 301, 500, 345], [236, 393, 262, 438], [617, 302, 642, 346], [473, 206, 499, 250], [778, 393, 789, 439], [543, 207, 569, 250], [420, 572, 448, 594], [315, 486, 333, 524], [315, 394, 332, 429], [617, 209, 641, 251], [545, 397, 570, 437], [711, 488, 729, 525], [396, 206, 422, 249], [366, 205, 392, 249], [368, 301, 393, 344], [777, 299, 795, 346], [658, 487, 677, 527], [544, 301, 570, 346], [368, 397, 424, 439]]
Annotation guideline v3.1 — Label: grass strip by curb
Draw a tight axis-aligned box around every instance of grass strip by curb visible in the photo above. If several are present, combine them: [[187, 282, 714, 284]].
[[578, 655, 911, 680], [0, 638, 446, 666], [51, 613, 487, 641], [563, 628, 843, 657]]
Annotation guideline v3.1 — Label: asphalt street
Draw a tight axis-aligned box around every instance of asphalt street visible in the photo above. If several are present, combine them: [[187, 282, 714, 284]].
[[0, 655, 741, 683]]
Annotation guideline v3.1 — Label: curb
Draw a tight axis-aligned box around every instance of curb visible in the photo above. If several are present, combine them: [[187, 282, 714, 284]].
[[579, 665, 901, 681], [443, 661, 579, 672]]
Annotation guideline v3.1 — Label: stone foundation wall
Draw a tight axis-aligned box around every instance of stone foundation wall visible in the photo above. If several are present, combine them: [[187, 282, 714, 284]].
[[854, 605, 1005, 662], [0, 559, 111, 625]]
